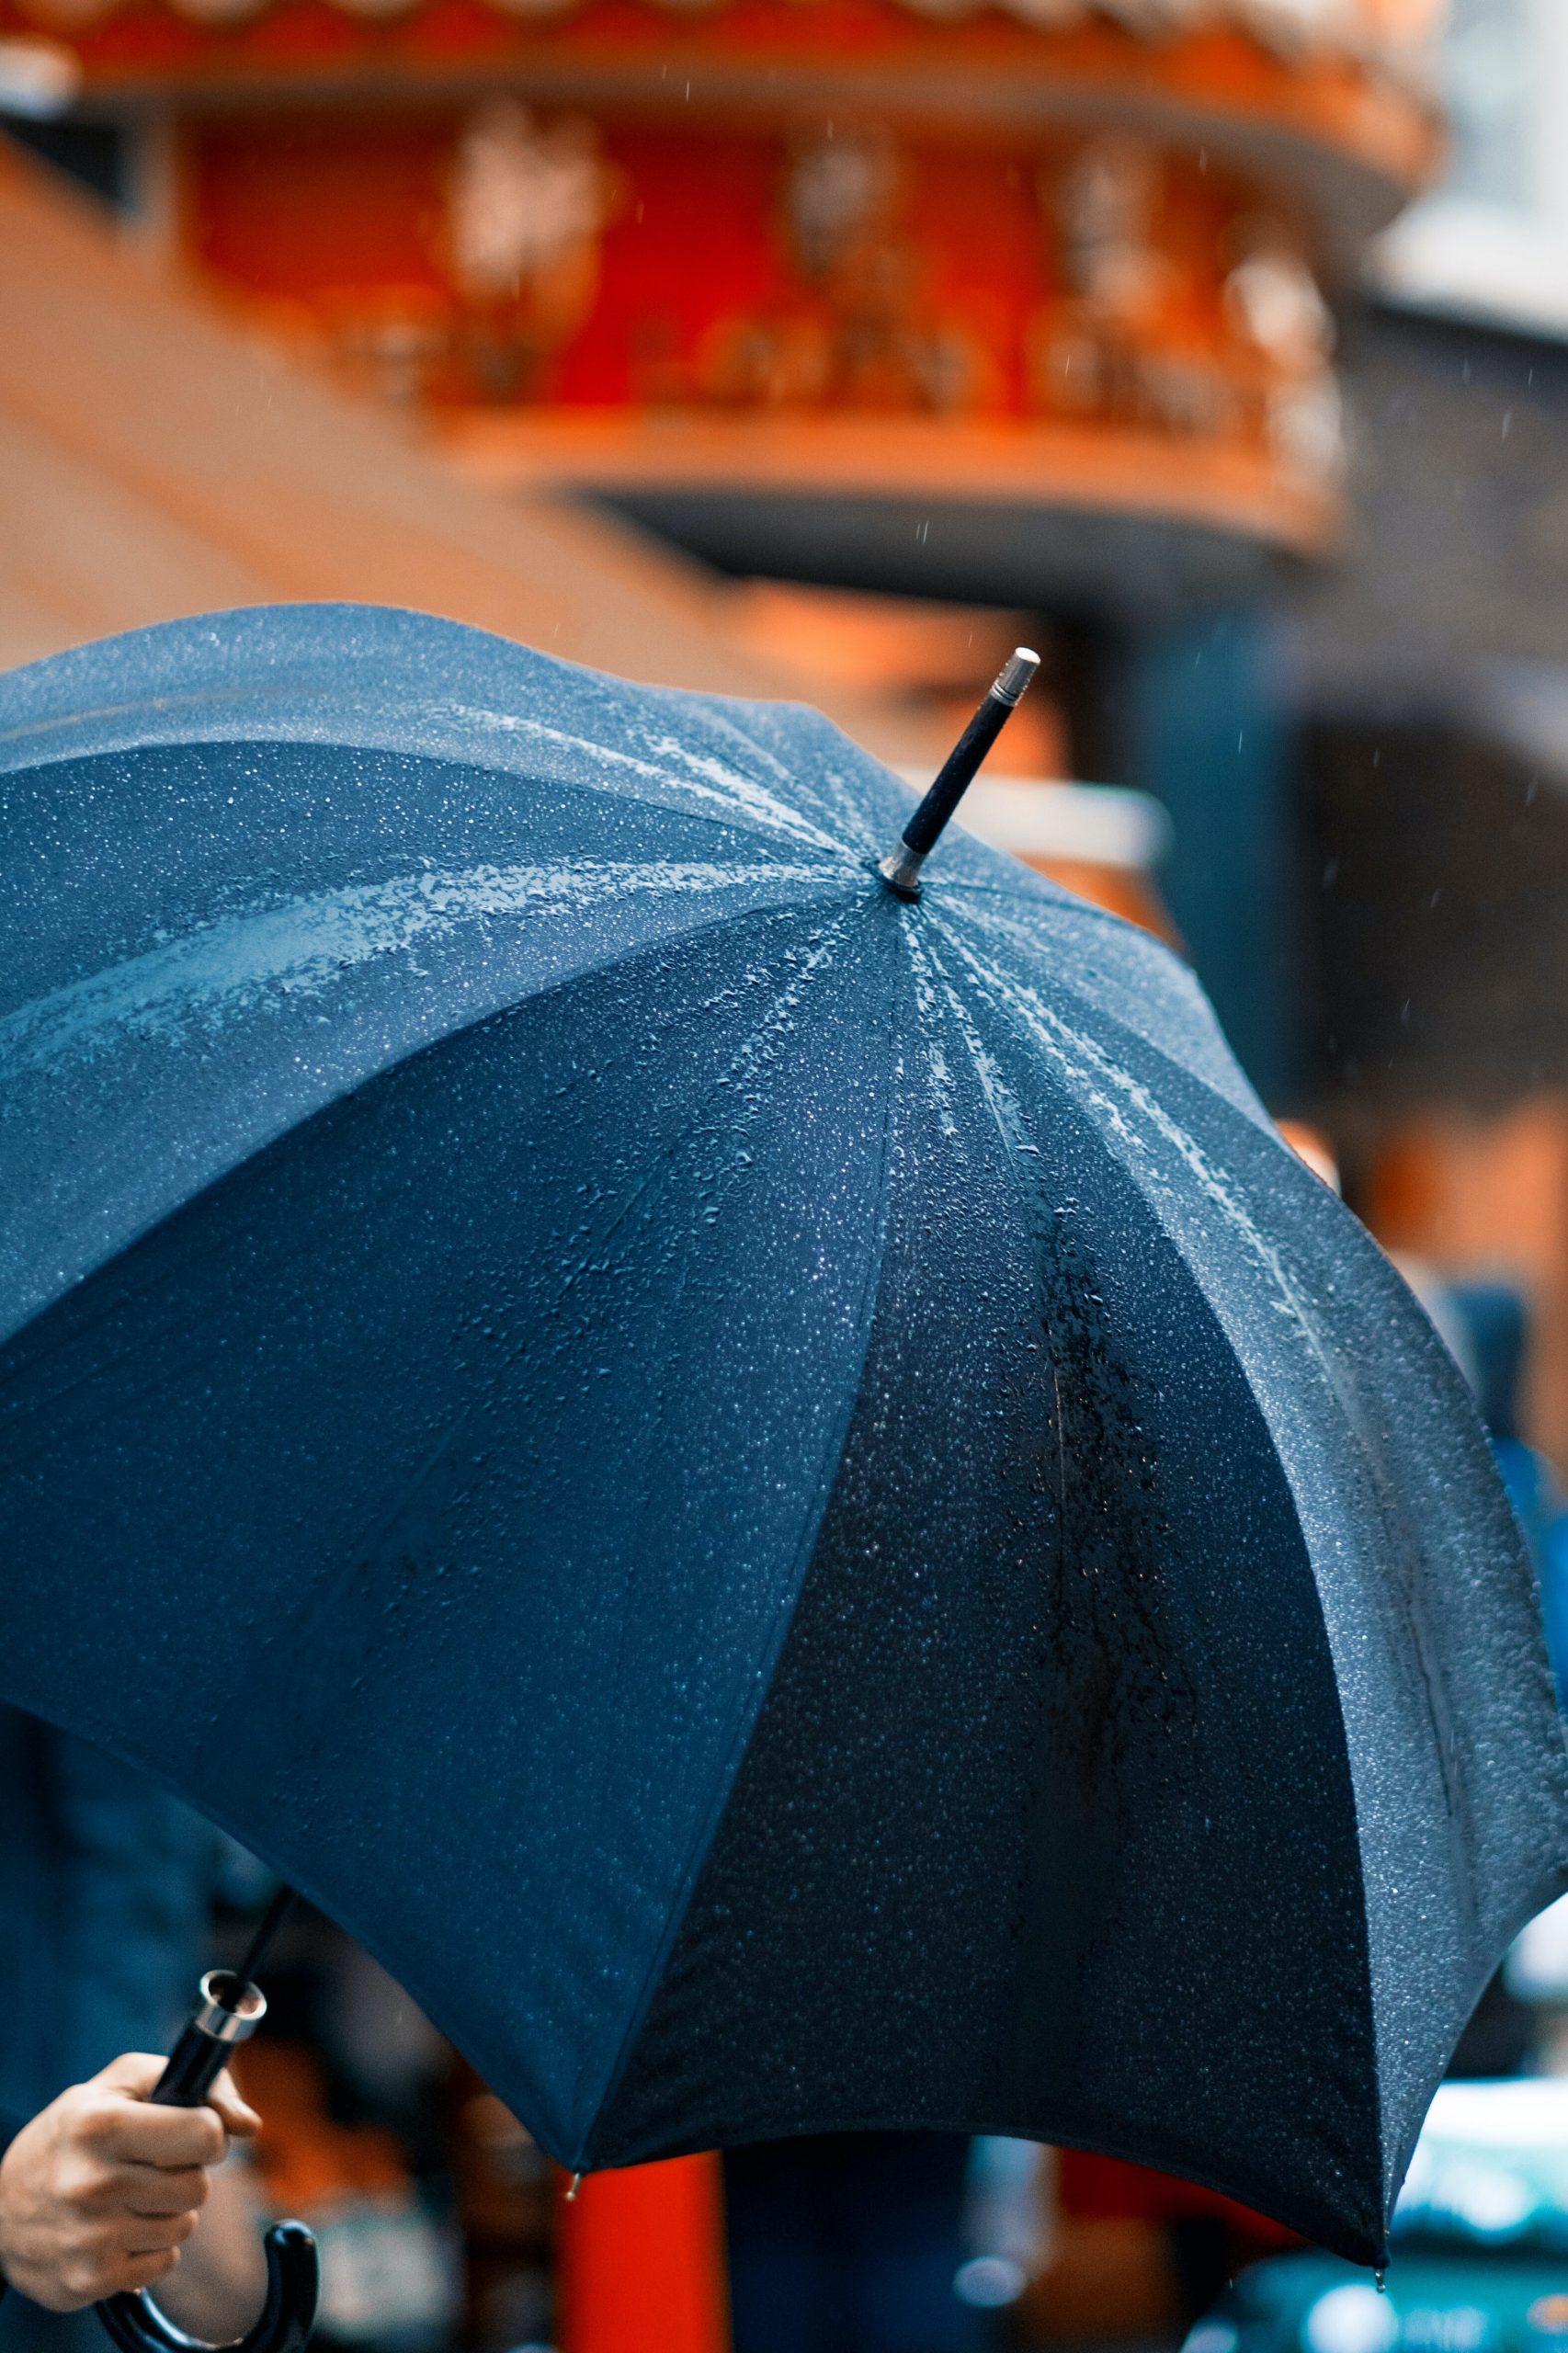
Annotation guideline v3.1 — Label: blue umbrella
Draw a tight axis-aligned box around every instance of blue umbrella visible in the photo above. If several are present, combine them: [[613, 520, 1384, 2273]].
[[1, 604, 1563, 2268]]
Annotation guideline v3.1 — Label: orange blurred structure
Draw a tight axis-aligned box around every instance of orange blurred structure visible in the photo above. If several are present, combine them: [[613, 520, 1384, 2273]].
[[1368, 1100, 1568, 1468], [240, 2043, 414, 2217], [1023, 2149, 1300, 2345], [2, 0, 1443, 610], [0, 63, 1374, 2353], [557, 2156, 732, 2353], [0, 140, 826, 696]]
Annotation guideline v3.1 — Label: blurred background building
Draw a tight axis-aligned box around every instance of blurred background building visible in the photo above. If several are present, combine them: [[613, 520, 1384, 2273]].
[[0, 0, 1447, 1110], [7, 0, 1568, 2348]]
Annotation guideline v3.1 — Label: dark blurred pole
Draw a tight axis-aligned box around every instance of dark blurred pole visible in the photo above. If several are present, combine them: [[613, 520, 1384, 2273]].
[[1127, 606, 1303, 1108], [0, 118, 131, 206], [1053, 607, 1304, 1110], [726, 2134, 990, 2353], [1051, 617, 1130, 796]]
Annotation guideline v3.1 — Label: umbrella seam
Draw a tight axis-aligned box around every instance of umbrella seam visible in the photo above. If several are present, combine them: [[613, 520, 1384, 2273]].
[[574, 898, 909, 2165], [554, 904, 870, 2137], [924, 907, 1388, 2247], [0, 712, 857, 863], [0, 876, 864, 1388]]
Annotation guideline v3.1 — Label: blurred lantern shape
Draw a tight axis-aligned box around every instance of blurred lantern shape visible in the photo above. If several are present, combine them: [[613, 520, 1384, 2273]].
[[1, 604, 1564, 2268]]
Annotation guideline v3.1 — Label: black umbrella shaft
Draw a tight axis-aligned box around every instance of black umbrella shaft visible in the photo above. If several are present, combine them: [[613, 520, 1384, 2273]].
[[881, 648, 1040, 900], [236, 1884, 297, 1988], [153, 2020, 238, 2111], [152, 1886, 293, 2108], [903, 693, 1017, 856]]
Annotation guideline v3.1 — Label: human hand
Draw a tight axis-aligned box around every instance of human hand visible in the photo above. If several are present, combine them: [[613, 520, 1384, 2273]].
[[0, 2054, 259, 2310]]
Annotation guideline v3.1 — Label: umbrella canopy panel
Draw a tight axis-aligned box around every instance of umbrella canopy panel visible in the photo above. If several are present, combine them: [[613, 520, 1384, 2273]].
[[1, 605, 1564, 2266]]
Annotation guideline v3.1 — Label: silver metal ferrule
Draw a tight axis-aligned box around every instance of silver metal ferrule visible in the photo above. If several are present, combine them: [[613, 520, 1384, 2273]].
[[193, 1971, 267, 2044], [879, 844, 926, 900], [991, 646, 1041, 707]]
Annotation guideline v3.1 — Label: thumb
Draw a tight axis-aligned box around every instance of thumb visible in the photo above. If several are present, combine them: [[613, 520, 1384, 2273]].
[[94, 2054, 169, 2102], [206, 2069, 261, 2143]]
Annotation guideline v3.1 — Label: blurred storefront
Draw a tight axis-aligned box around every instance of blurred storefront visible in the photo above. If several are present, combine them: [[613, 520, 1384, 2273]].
[[0, 137, 834, 698], [0, 0, 1434, 578], [13, 4, 1568, 2349], [2, 0, 1446, 1100], [0, 136, 1206, 2353]]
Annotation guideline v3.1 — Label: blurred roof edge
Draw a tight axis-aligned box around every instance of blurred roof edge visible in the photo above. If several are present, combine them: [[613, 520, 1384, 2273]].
[[0, 141, 930, 763]]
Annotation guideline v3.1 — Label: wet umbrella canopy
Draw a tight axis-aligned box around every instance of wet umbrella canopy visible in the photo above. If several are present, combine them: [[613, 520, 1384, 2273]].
[[2, 605, 1565, 2266]]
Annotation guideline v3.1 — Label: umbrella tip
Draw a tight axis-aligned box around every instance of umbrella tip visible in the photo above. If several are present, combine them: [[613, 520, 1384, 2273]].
[[565, 2172, 585, 2202], [879, 646, 1040, 902], [994, 647, 1041, 705]]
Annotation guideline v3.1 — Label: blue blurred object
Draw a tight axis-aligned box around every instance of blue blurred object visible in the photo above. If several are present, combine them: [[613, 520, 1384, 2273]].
[[1185, 2081, 1568, 2353], [1, 605, 1565, 2267], [0, 1710, 216, 2113], [726, 2134, 987, 2353], [1495, 1445, 1568, 1712], [1440, 1283, 1568, 1711], [1448, 1285, 1531, 1447]]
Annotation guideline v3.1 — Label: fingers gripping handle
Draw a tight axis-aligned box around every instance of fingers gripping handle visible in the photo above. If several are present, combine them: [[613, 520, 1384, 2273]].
[[94, 1975, 319, 2353]]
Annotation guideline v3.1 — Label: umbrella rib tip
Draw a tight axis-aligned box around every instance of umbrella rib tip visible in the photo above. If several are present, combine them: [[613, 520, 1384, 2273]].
[[993, 645, 1041, 706]]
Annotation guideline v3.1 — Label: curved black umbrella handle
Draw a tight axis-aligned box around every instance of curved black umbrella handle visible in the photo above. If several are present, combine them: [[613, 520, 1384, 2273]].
[[97, 2221, 319, 2353], [94, 1957, 319, 2353]]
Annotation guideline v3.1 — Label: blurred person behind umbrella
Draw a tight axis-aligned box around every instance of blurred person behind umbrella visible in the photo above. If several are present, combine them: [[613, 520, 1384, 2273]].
[[1442, 1281, 1568, 1712], [0, 1708, 266, 2348], [725, 2131, 993, 2353], [1386, 1275, 1568, 2078]]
